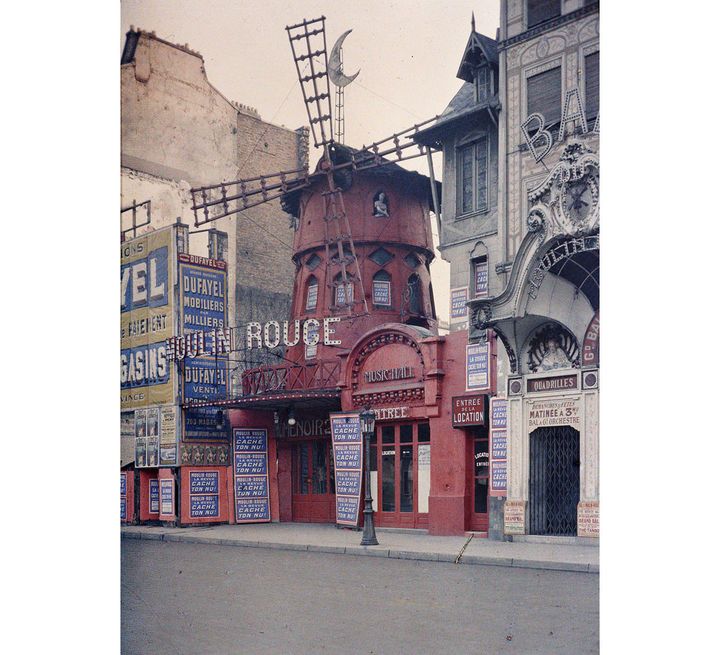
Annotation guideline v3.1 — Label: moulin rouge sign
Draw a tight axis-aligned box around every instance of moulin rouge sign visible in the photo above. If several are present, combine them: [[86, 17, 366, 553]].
[[166, 317, 342, 361]]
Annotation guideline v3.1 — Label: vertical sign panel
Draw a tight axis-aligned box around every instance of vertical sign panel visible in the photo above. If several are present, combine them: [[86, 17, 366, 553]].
[[149, 479, 160, 514], [330, 412, 363, 527], [180, 255, 229, 441], [120, 473, 128, 521], [474, 259, 489, 297], [159, 479, 175, 518], [466, 342, 490, 391], [120, 226, 176, 411], [490, 398, 508, 497], [233, 429, 270, 523], [450, 287, 469, 328]]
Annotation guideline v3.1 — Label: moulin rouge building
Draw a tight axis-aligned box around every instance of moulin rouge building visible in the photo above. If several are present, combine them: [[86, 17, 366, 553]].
[[123, 3, 599, 541]]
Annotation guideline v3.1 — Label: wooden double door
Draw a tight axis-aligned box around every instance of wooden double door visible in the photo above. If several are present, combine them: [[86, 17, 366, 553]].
[[371, 421, 430, 529], [290, 439, 336, 523]]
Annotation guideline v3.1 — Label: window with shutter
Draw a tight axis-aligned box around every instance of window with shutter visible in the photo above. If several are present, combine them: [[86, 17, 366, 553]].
[[584, 52, 599, 119], [527, 0, 562, 29], [527, 66, 562, 127]]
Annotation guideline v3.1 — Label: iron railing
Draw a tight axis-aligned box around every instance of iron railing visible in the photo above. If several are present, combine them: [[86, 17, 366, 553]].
[[241, 359, 341, 396]]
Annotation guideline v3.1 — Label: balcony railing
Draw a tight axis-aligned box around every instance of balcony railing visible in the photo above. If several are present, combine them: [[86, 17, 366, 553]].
[[241, 359, 341, 397]]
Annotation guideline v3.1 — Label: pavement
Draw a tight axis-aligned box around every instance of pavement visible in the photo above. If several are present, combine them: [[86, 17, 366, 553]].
[[121, 522, 598, 573]]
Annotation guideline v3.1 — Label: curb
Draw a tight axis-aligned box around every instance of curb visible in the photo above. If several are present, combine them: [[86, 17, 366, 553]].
[[121, 529, 598, 574]]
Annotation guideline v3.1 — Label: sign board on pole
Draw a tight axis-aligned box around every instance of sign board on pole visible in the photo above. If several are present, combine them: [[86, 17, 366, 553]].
[[330, 412, 363, 527], [233, 429, 271, 523]]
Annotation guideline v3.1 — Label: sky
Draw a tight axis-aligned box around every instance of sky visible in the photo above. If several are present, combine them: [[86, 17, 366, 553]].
[[121, 0, 501, 324]]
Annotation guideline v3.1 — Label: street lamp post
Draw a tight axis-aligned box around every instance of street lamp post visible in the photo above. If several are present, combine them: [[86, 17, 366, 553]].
[[359, 408, 379, 546]]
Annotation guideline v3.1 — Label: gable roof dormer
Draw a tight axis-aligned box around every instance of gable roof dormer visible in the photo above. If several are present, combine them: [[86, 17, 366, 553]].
[[456, 15, 498, 83]]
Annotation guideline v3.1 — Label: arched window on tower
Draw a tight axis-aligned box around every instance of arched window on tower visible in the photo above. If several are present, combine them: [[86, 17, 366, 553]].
[[305, 275, 318, 311], [334, 273, 354, 308], [372, 270, 392, 307]]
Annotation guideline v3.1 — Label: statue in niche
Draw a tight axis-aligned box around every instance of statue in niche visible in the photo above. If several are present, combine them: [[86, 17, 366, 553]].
[[373, 191, 389, 217], [539, 338, 572, 371]]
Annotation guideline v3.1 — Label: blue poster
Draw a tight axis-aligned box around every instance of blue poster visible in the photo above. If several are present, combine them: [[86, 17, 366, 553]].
[[183, 358, 228, 440], [491, 431, 507, 460], [121, 474, 127, 496], [491, 460, 507, 493], [121, 498, 127, 521], [491, 398, 507, 429], [336, 496, 360, 524], [234, 452, 268, 476], [233, 428, 271, 523], [466, 342, 490, 391], [450, 287, 468, 320], [235, 475, 269, 498], [234, 429, 267, 452], [335, 469, 362, 496], [190, 494, 219, 518], [330, 413, 364, 527], [149, 479, 160, 514], [180, 264, 226, 332], [189, 471, 219, 494], [235, 498, 270, 522]]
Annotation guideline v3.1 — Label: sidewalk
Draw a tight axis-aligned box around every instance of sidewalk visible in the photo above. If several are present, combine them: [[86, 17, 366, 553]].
[[122, 522, 598, 573]]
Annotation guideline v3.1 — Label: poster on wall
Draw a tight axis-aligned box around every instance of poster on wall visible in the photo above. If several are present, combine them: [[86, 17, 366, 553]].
[[149, 479, 160, 514], [233, 429, 271, 523], [159, 479, 175, 518], [450, 287, 469, 328], [330, 412, 363, 527], [179, 254, 229, 442], [159, 405, 178, 466], [135, 437, 147, 468], [183, 358, 229, 440], [121, 226, 176, 411], [189, 471, 220, 518], [474, 259, 489, 298], [466, 341, 490, 392], [121, 473, 128, 522], [489, 397, 508, 497]]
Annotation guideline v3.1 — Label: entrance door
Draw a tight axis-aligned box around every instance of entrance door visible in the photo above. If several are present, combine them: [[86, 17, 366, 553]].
[[529, 426, 580, 536], [372, 422, 430, 529], [468, 429, 490, 531], [291, 440, 336, 523]]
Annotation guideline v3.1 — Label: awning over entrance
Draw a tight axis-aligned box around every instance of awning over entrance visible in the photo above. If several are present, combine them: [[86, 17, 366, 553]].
[[183, 388, 340, 412]]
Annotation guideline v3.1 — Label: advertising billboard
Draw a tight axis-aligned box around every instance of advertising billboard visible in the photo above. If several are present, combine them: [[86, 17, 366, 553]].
[[120, 226, 176, 411], [179, 255, 229, 441]]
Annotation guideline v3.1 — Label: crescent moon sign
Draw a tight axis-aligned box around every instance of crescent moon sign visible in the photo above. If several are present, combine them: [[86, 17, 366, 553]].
[[328, 29, 360, 88]]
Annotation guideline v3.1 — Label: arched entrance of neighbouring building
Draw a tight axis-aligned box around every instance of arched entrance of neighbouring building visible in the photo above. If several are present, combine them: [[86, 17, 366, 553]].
[[529, 425, 580, 536]]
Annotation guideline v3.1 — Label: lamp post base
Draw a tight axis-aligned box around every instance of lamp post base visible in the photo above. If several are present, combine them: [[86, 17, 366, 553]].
[[360, 507, 378, 546]]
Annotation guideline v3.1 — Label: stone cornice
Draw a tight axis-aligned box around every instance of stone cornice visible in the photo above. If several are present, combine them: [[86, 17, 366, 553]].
[[498, 3, 599, 51]]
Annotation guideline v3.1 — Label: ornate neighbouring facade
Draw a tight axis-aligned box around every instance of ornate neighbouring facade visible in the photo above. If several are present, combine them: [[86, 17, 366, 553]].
[[469, 0, 600, 539]]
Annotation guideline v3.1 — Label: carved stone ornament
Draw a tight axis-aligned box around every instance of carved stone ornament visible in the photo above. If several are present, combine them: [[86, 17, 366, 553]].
[[526, 323, 580, 373], [527, 142, 599, 239], [472, 303, 493, 331]]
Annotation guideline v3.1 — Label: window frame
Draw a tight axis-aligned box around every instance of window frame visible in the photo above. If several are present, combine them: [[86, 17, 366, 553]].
[[582, 47, 599, 122], [304, 275, 319, 312], [525, 65, 563, 130], [372, 270, 392, 307], [525, 0, 562, 30], [455, 135, 490, 219]]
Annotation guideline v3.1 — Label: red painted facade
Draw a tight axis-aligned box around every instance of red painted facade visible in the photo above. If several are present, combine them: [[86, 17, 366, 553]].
[[126, 160, 499, 537]]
